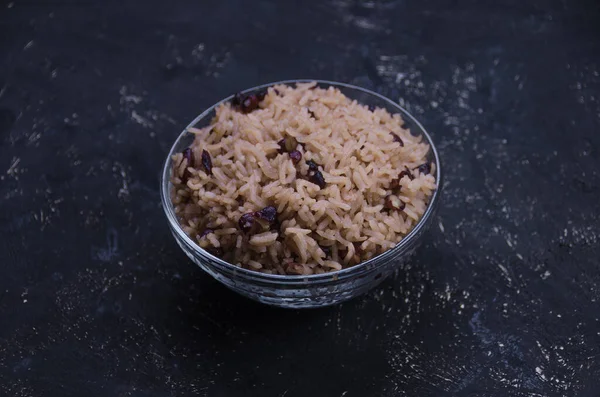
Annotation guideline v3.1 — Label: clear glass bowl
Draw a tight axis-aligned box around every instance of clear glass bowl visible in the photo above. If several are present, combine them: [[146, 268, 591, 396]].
[[160, 80, 442, 308]]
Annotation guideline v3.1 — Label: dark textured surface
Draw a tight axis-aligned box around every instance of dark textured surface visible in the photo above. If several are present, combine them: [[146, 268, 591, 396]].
[[1, 1, 600, 396]]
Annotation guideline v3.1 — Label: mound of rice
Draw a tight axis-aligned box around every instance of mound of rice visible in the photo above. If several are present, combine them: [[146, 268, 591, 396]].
[[171, 82, 436, 275]]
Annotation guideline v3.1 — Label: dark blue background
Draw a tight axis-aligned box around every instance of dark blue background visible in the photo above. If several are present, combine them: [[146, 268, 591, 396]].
[[1, 1, 599, 396]]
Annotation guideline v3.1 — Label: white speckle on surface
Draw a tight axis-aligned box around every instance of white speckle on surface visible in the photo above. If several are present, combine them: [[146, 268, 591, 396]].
[[119, 86, 143, 105], [7, 157, 21, 176], [191, 43, 205, 59], [353, 18, 379, 30], [112, 162, 130, 200], [535, 367, 547, 381], [497, 264, 511, 283], [131, 111, 153, 128]]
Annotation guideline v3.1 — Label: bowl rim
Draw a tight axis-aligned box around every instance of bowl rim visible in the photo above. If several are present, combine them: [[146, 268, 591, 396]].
[[160, 79, 442, 282]]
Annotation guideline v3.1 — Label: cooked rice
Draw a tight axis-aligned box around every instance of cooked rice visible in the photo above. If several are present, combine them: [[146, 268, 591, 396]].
[[171, 82, 436, 275]]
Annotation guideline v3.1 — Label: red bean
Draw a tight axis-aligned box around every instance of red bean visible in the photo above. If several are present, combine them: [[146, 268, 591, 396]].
[[241, 96, 256, 113], [242, 94, 264, 113], [416, 163, 431, 175], [200, 229, 214, 238], [277, 136, 299, 154], [201, 150, 213, 175], [289, 150, 302, 164], [306, 160, 326, 188], [310, 170, 326, 189], [256, 206, 277, 224], [231, 92, 244, 107], [239, 206, 278, 234], [181, 148, 195, 182], [398, 167, 414, 181], [390, 132, 404, 147], [238, 213, 257, 234], [384, 195, 405, 211], [306, 160, 319, 171], [231, 91, 265, 113], [277, 139, 286, 154]]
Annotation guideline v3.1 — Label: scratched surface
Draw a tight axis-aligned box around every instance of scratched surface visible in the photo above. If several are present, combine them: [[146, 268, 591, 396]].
[[1, 1, 600, 396]]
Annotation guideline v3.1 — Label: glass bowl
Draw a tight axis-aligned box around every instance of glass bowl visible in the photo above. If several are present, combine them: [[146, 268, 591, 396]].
[[160, 80, 442, 308]]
